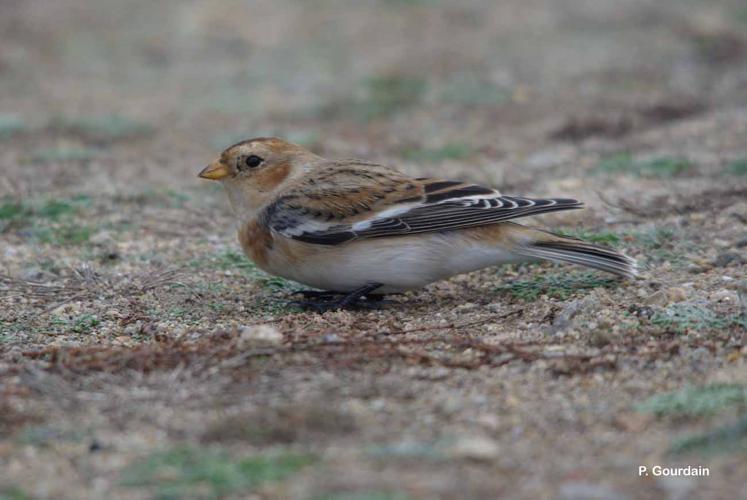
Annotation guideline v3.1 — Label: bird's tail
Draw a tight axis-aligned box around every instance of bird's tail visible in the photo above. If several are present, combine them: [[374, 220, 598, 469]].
[[513, 227, 638, 279]]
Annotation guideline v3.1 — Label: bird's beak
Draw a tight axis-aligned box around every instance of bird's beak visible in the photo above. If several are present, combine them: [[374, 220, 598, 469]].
[[198, 160, 231, 180]]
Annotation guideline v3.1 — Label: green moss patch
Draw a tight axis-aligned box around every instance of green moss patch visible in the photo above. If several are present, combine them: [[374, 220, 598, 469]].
[[555, 229, 622, 246], [595, 154, 692, 178], [354, 76, 427, 120], [636, 384, 747, 418], [650, 303, 739, 333], [496, 270, 617, 301], [121, 447, 314, 499], [0, 196, 95, 245], [670, 416, 747, 456], [402, 143, 474, 162], [0, 115, 29, 139], [28, 147, 101, 163], [50, 114, 152, 142], [726, 159, 747, 175]]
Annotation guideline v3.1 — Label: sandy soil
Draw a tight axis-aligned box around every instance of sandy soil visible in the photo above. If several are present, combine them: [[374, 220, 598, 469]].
[[1, 0, 746, 498]]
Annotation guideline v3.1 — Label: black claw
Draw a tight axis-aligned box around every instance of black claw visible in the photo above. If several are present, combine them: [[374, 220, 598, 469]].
[[288, 282, 390, 312], [287, 300, 335, 313], [294, 290, 343, 300], [288, 297, 392, 312]]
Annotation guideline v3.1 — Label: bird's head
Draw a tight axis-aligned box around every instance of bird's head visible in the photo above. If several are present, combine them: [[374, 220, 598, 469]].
[[199, 137, 320, 211]]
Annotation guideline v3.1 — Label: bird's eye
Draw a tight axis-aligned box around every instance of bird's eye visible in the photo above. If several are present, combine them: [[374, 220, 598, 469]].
[[245, 155, 263, 169]]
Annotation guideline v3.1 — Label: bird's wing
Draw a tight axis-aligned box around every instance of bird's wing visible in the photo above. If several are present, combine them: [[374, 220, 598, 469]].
[[262, 162, 583, 245]]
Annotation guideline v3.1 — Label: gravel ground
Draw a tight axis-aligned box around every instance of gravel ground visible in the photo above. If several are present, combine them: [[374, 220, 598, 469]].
[[1, 1, 746, 498]]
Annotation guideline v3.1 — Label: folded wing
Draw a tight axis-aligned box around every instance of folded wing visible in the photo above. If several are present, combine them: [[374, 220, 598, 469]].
[[262, 169, 583, 245]]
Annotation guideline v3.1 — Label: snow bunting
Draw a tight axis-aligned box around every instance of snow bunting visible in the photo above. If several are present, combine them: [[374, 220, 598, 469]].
[[199, 137, 636, 310]]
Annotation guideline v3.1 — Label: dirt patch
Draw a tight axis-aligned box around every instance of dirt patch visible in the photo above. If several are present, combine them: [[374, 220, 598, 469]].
[[550, 99, 706, 141]]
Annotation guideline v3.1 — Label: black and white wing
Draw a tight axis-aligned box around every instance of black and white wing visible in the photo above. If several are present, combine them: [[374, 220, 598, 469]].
[[263, 173, 583, 245]]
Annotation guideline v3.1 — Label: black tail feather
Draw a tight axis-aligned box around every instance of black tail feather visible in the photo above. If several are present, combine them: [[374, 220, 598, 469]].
[[522, 239, 637, 279]]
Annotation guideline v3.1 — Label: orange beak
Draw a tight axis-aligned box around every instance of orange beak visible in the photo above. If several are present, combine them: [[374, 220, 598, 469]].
[[198, 160, 231, 180]]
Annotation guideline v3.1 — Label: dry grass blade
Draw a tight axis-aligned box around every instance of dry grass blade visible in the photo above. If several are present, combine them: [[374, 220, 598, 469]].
[[596, 190, 650, 218], [134, 266, 186, 293], [0, 274, 85, 299], [0, 265, 185, 312]]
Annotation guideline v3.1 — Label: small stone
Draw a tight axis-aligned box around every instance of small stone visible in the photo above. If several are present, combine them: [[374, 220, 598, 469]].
[[105, 309, 123, 320], [448, 435, 500, 462], [89, 230, 113, 245], [726, 350, 742, 363], [101, 250, 119, 262], [140, 322, 158, 337], [237, 324, 283, 347], [666, 287, 688, 303], [475, 413, 501, 431], [413, 366, 450, 381], [686, 263, 706, 274], [615, 412, 654, 432], [20, 267, 45, 281], [549, 300, 582, 335], [643, 290, 667, 306], [690, 213, 706, 222], [713, 252, 744, 267], [710, 289, 738, 303], [736, 234, 747, 248], [587, 329, 613, 348], [713, 238, 730, 248], [728, 202, 747, 221], [322, 333, 341, 343], [113, 336, 134, 347], [51, 302, 82, 316], [690, 257, 712, 267], [123, 322, 141, 336], [3, 245, 18, 258]]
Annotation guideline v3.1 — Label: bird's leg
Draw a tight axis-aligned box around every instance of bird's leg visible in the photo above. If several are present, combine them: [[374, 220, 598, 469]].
[[291, 282, 385, 312], [295, 289, 344, 300], [334, 282, 384, 309]]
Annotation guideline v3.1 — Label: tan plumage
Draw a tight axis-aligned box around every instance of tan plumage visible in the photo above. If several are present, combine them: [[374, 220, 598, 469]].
[[199, 137, 636, 307]]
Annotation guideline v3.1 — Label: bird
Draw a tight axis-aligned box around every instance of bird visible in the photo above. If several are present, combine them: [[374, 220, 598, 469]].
[[198, 137, 637, 311]]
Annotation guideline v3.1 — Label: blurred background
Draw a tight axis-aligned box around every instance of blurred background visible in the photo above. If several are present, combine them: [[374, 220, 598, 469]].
[[2, 0, 746, 194]]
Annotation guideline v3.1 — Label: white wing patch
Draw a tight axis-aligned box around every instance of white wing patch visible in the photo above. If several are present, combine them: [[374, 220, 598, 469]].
[[280, 219, 332, 237], [265, 177, 583, 246]]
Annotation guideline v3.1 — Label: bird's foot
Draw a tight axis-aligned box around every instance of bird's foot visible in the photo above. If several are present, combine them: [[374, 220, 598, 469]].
[[290, 283, 388, 312], [294, 290, 344, 300]]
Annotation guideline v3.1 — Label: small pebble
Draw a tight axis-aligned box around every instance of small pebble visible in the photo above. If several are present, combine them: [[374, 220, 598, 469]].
[[113, 335, 134, 347], [237, 324, 283, 347], [322, 333, 341, 343], [643, 290, 667, 306], [448, 435, 501, 462], [711, 289, 738, 303], [713, 252, 744, 267], [666, 287, 688, 303]]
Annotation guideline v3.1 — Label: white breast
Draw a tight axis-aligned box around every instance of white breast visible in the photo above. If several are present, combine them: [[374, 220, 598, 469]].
[[263, 232, 527, 293]]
